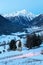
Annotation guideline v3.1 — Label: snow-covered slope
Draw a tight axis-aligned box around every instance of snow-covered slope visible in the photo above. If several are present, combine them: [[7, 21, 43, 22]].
[[0, 43, 43, 65]]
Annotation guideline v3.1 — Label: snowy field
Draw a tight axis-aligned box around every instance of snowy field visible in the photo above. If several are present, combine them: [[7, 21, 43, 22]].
[[0, 45, 43, 65], [0, 27, 43, 65]]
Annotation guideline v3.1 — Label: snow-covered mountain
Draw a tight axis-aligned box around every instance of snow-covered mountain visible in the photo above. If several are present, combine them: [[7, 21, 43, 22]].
[[0, 10, 42, 35], [0, 15, 28, 35], [3, 10, 36, 29], [31, 14, 43, 26], [4, 9, 36, 21], [0, 14, 34, 35]]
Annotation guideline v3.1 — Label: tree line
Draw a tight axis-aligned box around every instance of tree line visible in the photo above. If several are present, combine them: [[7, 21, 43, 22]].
[[9, 33, 42, 50], [0, 33, 42, 52]]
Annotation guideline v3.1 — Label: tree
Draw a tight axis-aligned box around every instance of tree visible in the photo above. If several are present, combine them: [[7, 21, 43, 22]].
[[32, 34, 42, 47], [26, 33, 42, 49], [25, 35, 33, 49], [9, 39, 17, 50]]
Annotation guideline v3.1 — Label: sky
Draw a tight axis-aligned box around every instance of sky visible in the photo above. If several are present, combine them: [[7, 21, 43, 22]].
[[0, 0, 43, 15]]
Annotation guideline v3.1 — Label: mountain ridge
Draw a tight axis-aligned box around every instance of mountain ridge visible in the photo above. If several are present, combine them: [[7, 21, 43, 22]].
[[0, 10, 43, 35]]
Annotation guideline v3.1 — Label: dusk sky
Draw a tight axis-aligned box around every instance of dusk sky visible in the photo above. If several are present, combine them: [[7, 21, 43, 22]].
[[0, 0, 43, 14]]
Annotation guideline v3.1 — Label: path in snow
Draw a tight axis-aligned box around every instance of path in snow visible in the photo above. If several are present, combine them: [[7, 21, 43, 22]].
[[0, 51, 41, 62]]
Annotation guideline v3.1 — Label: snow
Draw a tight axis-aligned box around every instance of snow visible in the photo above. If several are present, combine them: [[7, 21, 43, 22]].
[[0, 8, 43, 65], [26, 26, 43, 35], [0, 31, 43, 65], [11, 32, 26, 36], [0, 35, 20, 43], [0, 43, 43, 65], [3, 9, 36, 20]]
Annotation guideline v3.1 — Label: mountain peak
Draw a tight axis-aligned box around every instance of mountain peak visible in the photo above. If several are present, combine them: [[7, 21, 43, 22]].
[[3, 9, 35, 16], [3, 9, 28, 17], [3, 9, 36, 21], [16, 9, 27, 15], [39, 14, 43, 17]]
